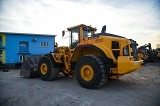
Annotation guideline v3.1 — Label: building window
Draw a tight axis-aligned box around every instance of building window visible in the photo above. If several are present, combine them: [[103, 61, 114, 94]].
[[19, 41, 29, 52], [19, 55, 26, 62], [41, 42, 48, 47]]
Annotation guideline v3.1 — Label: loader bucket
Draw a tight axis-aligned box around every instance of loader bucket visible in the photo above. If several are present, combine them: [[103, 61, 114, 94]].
[[20, 55, 44, 78]]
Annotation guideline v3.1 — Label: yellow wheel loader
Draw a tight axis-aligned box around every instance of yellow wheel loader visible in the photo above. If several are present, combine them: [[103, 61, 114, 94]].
[[20, 24, 143, 89], [138, 43, 160, 62]]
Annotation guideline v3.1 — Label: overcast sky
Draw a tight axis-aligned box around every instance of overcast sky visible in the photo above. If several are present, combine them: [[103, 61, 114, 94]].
[[0, 0, 160, 48]]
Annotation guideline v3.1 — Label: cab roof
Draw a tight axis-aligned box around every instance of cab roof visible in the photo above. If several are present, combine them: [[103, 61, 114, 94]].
[[67, 24, 97, 31]]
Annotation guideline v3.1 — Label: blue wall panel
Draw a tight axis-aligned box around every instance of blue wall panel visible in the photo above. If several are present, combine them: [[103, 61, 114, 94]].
[[4, 33, 55, 63]]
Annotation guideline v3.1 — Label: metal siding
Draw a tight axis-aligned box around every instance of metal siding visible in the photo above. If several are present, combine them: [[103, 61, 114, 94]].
[[29, 36, 55, 54], [6, 34, 19, 63], [4, 33, 55, 64]]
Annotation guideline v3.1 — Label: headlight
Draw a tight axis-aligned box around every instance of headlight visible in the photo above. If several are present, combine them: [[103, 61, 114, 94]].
[[123, 45, 129, 56]]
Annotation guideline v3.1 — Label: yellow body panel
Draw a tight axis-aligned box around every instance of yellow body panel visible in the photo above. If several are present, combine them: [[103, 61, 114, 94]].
[[77, 35, 131, 64], [93, 44, 117, 63], [117, 56, 143, 74]]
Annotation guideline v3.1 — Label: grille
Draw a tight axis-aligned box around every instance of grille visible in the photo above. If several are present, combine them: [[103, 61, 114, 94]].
[[129, 39, 138, 60]]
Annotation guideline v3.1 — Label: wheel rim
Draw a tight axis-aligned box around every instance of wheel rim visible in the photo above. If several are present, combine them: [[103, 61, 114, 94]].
[[80, 65, 94, 81], [40, 63, 48, 75]]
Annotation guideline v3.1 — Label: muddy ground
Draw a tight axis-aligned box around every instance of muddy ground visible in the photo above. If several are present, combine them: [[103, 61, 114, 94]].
[[0, 62, 160, 106]]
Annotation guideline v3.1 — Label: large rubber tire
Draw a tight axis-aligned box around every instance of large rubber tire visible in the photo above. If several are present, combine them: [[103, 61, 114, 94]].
[[38, 56, 59, 81], [75, 55, 108, 89]]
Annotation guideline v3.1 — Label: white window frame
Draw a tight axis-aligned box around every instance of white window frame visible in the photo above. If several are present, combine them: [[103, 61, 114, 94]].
[[40, 42, 49, 47]]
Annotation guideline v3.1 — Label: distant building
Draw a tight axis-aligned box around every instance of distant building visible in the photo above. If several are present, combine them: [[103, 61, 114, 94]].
[[0, 32, 56, 69]]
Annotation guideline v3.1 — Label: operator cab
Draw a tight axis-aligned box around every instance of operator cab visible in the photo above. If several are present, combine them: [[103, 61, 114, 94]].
[[62, 24, 97, 49]]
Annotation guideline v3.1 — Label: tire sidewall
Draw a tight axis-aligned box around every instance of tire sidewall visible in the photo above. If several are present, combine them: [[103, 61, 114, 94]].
[[75, 56, 104, 89], [38, 57, 52, 80]]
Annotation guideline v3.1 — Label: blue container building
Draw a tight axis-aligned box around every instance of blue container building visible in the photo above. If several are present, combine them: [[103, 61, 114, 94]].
[[0, 32, 56, 69]]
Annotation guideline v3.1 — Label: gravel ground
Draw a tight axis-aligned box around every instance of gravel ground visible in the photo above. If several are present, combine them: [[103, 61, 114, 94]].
[[0, 62, 160, 106]]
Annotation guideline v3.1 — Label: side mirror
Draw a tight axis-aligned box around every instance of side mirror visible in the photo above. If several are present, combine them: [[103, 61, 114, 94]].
[[62, 30, 65, 37]]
